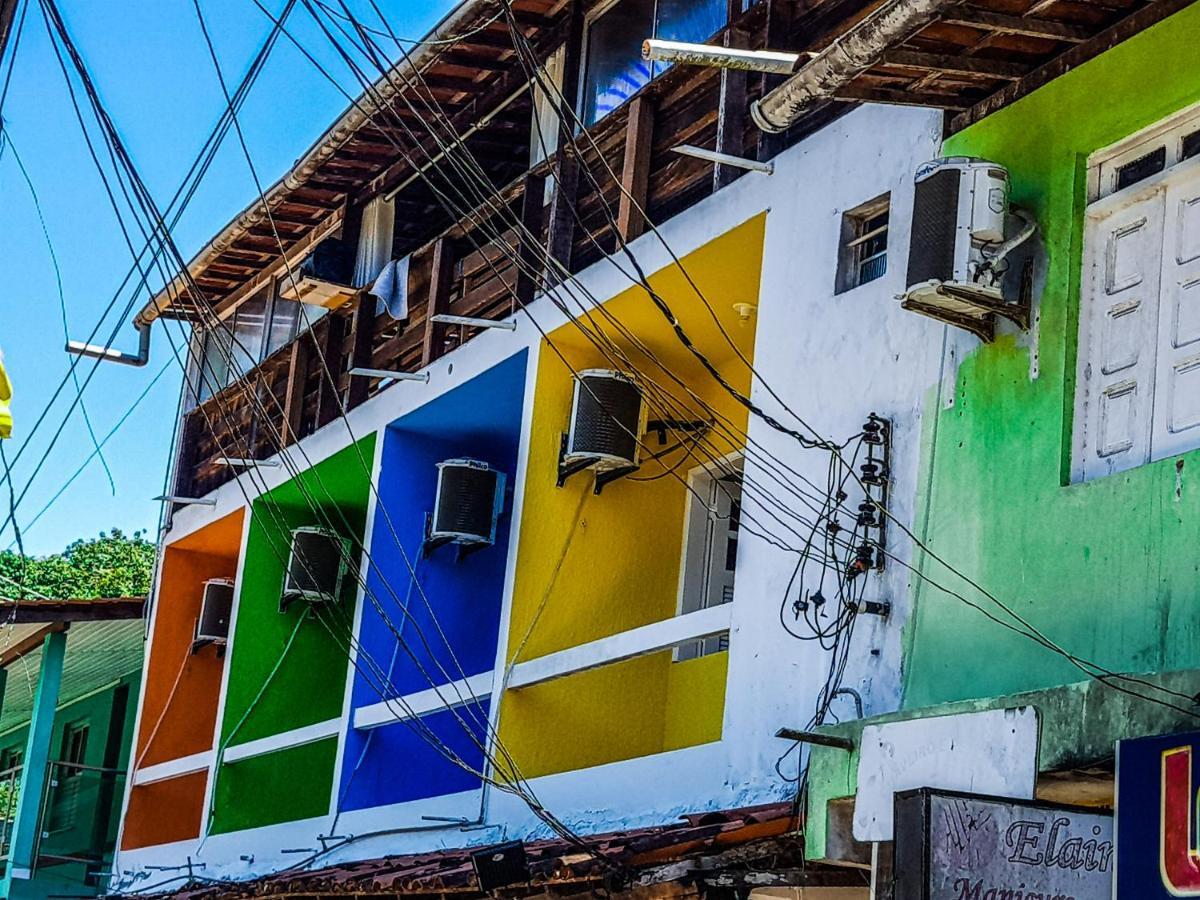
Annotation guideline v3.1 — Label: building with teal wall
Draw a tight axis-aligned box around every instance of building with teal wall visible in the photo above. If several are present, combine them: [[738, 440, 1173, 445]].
[[0, 620, 142, 900]]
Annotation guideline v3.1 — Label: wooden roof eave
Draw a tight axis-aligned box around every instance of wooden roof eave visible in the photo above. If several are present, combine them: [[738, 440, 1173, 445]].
[[135, 0, 503, 328]]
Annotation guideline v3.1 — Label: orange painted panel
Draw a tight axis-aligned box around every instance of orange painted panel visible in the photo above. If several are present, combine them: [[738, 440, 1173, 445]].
[[120, 772, 207, 850], [136, 510, 243, 768]]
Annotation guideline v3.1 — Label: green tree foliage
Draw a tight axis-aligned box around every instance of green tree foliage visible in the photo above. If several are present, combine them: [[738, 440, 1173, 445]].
[[0, 529, 155, 599]]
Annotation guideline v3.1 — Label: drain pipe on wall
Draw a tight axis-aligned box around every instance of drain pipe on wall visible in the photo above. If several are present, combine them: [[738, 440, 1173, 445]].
[[750, 0, 957, 133], [66, 320, 153, 367]]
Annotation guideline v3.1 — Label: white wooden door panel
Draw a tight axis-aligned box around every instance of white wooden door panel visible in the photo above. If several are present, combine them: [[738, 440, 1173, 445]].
[[1153, 176, 1200, 460], [1077, 189, 1165, 481]]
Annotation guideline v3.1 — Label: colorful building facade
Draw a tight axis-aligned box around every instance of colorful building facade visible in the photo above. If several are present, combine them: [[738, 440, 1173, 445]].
[[102, 0, 1200, 895]]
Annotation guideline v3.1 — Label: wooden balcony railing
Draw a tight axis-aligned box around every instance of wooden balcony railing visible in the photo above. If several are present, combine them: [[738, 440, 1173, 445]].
[[172, 2, 784, 500]]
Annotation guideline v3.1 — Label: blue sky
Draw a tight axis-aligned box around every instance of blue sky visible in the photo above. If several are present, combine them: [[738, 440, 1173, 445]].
[[0, 0, 456, 556]]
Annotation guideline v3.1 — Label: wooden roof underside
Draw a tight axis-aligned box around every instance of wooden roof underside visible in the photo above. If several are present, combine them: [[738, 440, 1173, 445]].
[[165, 0, 1188, 320], [164, 0, 567, 322], [819, 0, 1190, 129]]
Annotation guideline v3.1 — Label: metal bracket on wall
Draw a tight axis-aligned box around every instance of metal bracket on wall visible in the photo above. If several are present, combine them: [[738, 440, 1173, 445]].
[[902, 279, 1032, 344], [420, 513, 489, 563], [555, 433, 640, 495], [190, 638, 227, 658], [774, 727, 855, 752]]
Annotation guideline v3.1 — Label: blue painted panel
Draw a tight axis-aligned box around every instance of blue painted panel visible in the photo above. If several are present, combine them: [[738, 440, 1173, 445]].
[[339, 351, 526, 812], [341, 701, 492, 809]]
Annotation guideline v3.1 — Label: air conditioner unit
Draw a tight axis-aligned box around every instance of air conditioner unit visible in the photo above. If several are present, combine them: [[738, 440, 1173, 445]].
[[431, 459, 506, 547], [564, 369, 645, 471], [194, 578, 234, 648], [282, 526, 350, 610], [900, 157, 1032, 339], [279, 238, 357, 310]]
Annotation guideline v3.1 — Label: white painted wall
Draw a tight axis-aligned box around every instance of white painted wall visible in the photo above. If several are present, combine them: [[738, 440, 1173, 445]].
[[111, 103, 964, 891]]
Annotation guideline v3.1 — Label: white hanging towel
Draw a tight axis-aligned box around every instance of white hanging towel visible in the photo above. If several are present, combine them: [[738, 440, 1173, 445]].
[[369, 255, 411, 320]]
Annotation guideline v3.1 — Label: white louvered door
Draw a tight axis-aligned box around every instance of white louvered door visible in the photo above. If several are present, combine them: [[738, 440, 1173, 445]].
[[1077, 187, 1166, 481], [1151, 173, 1200, 460]]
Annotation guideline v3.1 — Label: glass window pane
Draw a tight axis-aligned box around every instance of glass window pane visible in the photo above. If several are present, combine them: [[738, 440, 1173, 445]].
[[198, 326, 232, 403], [652, 0, 727, 77], [265, 295, 301, 359], [582, 0, 654, 126], [229, 291, 268, 380]]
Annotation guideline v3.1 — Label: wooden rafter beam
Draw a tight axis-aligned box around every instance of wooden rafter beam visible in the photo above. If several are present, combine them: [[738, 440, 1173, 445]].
[[952, 0, 1196, 131], [0, 597, 146, 626], [835, 83, 972, 109], [0, 624, 68, 669], [941, 7, 1093, 42], [882, 49, 1030, 80]]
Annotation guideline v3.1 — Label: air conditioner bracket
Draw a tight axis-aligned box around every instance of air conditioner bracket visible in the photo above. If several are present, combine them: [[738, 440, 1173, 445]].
[[646, 419, 708, 445], [420, 513, 489, 562], [421, 513, 456, 559], [593, 465, 639, 495], [556, 433, 595, 488], [191, 637, 227, 658], [901, 281, 1030, 343]]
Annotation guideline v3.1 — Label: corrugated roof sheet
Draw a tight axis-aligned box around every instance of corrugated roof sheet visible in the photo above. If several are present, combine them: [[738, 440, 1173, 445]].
[[0, 620, 144, 736]]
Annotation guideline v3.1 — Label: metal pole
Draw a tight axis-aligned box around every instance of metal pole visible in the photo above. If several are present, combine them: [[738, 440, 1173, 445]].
[[642, 38, 802, 74], [1, 630, 67, 895]]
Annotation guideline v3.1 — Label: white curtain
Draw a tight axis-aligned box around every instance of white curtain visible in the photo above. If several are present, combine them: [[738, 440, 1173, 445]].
[[530, 44, 566, 169], [353, 194, 396, 287]]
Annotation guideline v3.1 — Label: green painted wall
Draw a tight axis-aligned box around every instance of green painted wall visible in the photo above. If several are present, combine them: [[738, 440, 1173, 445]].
[[211, 437, 373, 834], [210, 738, 338, 834], [902, 4, 1200, 709]]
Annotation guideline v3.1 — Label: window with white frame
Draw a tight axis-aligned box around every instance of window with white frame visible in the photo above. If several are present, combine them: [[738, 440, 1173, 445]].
[[835, 194, 890, 294], [676, 457, 742, 661], [1074, 104, 1200, 482], [580, 0, 728, 127]]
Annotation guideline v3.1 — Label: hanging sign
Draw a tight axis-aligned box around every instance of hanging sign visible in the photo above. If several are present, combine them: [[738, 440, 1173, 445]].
[[894, 789, 1113, 900], [855, 706, 1040, 842], [1115, 730, 1200, 898]]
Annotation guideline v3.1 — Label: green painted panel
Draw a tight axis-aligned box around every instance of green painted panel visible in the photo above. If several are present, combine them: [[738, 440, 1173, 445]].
[[220, 437, 374, 748], [210, 738, 338, 835], [902, 4, 1200, 709]]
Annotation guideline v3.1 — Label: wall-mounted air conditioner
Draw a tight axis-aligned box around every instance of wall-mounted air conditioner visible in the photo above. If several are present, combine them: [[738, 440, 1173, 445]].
[[900, 157, 1036, 341], [194, 578, 234, 650], [282, 526, 350, 610], [279, 237, 357, 310], [565, 369, 645, 470], [431, 459, 506, 546]]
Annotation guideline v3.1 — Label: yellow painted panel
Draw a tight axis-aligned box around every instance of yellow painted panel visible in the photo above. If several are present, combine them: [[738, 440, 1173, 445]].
[[663, 651, 728, 752], [499, 215, 765, 778], [500, 654, 671, 780]]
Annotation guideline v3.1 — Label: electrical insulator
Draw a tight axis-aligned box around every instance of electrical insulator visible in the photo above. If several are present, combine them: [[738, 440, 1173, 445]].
[[847, 543, 876, 579], [862, 414, 889, 446], [853, 599, 891, 617], [857, 501, 877, 528], [860, 461, 887, 487]]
